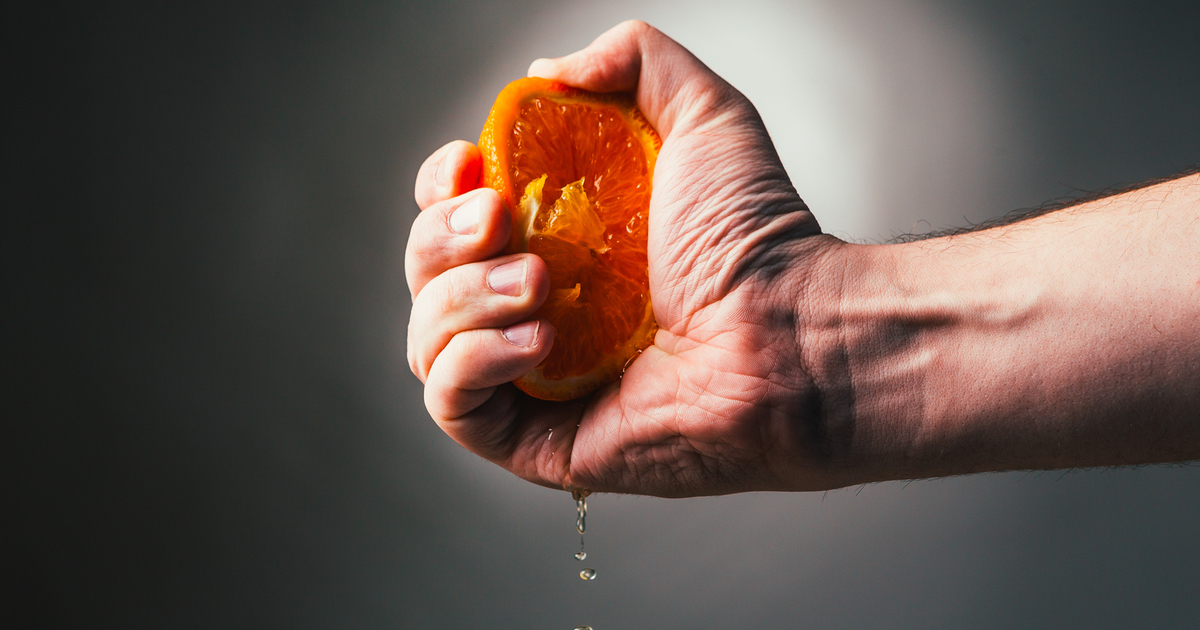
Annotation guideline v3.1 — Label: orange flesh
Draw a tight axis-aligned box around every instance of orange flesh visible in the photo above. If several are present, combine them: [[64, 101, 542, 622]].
[[510, 98, 653, 380]]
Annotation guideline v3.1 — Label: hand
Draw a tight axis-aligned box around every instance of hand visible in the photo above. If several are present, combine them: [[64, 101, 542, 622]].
[[407, 21, 844, 497]]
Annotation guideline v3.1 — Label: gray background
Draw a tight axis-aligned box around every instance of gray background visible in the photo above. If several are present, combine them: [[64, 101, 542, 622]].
[[8, 0, 1200, 628]]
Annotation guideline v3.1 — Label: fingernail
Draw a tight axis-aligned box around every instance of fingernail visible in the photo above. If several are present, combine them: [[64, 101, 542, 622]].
[[502, 320, 539, 347], [487, 260, 526, 296], [449, 197, 480, 234]]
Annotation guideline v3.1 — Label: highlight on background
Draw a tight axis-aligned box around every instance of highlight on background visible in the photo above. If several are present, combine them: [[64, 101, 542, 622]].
[[429, 0, 1031, 244], [13, 0, 1200, 628]]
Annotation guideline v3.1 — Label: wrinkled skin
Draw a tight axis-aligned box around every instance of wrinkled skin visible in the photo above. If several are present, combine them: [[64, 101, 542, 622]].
[[406, 20, 843, 497]]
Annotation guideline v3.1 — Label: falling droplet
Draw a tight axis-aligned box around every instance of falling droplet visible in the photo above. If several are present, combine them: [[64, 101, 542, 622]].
[[574, 551, 587, 561], [572, 490, 588, 535], [579, 568, 596, 580]]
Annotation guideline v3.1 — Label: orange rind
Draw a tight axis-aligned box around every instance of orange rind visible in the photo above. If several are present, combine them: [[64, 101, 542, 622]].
[[479, 78, 660, 401]]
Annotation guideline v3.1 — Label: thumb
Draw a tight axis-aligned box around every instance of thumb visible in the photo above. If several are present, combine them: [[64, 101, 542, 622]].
[[527, 20, 741, 139]]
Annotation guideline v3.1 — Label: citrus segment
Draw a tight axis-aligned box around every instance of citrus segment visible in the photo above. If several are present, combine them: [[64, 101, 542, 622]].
[[479, 78, 660, 401]]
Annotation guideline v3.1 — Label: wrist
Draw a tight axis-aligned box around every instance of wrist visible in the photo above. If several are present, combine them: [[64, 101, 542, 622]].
[[792, 231, 1054, 487], [789, 238, 911, 487]]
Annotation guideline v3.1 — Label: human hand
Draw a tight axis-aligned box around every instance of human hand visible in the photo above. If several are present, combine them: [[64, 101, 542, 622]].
[[406, 21, 844, 497]]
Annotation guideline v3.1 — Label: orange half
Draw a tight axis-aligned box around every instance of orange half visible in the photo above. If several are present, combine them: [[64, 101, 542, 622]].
[[479, 77, 660, 401]]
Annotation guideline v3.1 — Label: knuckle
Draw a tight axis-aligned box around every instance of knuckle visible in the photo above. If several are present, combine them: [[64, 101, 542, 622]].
[[619, 19, 652, 36], [412, 212, 451, 259], [440, 266, 475, 304], [415, 140, 474, 208], [407, 347, 424, 382], [403, 238, 430, 297], [413, 270, 479, 335], [415, 152, 446, 208], [406, 323, 430, 382]]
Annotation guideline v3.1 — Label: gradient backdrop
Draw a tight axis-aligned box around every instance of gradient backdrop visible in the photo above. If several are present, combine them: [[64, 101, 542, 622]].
[[9, 1, 1200, 628]]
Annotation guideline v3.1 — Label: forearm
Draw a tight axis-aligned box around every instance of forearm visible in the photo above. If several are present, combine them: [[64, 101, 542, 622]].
[[803, 173, 1200, 485]]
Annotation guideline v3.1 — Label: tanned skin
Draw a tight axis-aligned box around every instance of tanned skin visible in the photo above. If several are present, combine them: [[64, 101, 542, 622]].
[[406, 20, 1200, 498]]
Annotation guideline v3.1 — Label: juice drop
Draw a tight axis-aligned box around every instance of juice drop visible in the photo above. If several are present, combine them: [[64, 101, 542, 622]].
[[570, 491, 595, 580], [572, 490, 588, 534]]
